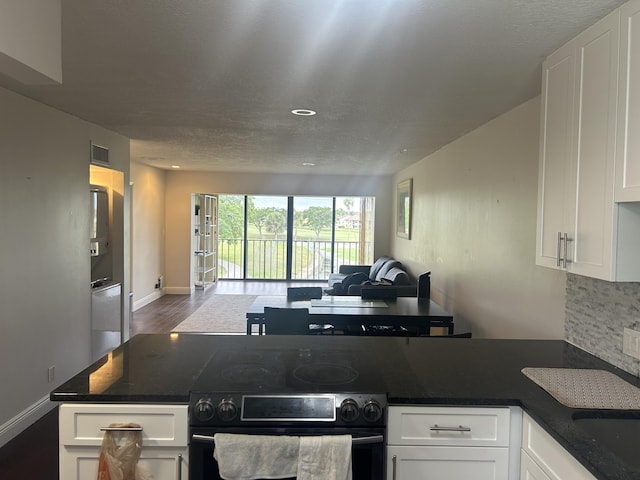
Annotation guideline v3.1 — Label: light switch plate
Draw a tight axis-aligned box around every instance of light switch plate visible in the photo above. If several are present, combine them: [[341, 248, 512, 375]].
[[622, 328, 640, 360]]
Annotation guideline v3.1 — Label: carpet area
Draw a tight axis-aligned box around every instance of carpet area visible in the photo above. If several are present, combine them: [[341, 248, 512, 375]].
[[172, 294, 257, 333]]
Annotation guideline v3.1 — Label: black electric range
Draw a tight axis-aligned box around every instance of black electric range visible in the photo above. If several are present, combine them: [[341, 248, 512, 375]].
[[188, 342, 388, 480], [189, 343, 388, 426]]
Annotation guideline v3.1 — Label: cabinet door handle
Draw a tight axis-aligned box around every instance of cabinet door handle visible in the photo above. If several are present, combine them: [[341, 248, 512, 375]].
[[557, 231, 563, 267], [430, 424, 471, 432], [562, 233, 571, 269], [177, 454, 183, 480], [99, 426, 143, 432], [392, 454, 397, 480]]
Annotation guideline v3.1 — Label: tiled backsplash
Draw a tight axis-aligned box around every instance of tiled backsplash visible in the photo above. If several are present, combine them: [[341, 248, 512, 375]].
[[565, 274, 640, 377]]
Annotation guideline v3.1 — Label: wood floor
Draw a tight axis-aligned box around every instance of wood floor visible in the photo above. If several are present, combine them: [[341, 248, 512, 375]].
[[131, 280, 325, 335], [0, 280, 325, 479]]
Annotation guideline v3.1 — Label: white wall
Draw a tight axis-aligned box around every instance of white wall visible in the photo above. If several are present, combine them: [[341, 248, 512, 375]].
[[0, 86, 129, 447], [130, 161, 166, 310], [0, 0, 62, 84], [392, 97, 566, 339], [163, 171, 393, 292]]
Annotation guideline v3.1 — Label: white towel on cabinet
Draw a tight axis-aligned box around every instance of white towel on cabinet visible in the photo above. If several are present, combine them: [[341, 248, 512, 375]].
[[297, 435, 352, 480], [213, 433, 299, 479]]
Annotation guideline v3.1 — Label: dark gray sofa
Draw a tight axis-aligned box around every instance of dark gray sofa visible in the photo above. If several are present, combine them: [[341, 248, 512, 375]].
[[325, 256, 417, 296]]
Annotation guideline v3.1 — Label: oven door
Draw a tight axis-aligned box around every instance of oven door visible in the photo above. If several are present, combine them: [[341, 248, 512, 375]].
[[190, 427, 385, 480]]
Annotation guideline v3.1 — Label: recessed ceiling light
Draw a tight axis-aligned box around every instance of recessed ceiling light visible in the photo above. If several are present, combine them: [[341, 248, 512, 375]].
[[291, 109, 316, 116], [171, 165, 181, 169], [302, 162, 316, 166]]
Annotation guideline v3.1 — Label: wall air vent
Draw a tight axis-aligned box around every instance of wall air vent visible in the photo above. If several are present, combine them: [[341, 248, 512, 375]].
[[91, 142, 110, 165]]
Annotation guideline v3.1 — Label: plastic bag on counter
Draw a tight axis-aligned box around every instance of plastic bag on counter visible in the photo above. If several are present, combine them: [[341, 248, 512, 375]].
[[96, 423, 153, 480]]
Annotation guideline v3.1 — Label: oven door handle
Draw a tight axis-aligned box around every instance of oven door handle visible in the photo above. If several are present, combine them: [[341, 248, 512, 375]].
[[352, 434, 384, 445], [191, 433, 383, 445], [192, 434, 216, 443]]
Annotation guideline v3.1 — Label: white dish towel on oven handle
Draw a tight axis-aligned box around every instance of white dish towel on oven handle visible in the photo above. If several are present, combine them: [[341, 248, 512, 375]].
[[297, 435, 352, 480], [212, 433, 352, 480]]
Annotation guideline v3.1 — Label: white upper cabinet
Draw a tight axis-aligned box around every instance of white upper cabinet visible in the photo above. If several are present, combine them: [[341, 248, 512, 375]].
[[570, 10, 619, 279], [536, 41, 576, 270], [615, 0, 640, 201], [536, 3, 640, 281]]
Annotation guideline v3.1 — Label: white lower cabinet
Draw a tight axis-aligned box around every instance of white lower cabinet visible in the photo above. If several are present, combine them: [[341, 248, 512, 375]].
[[59, 403, 188, 480], [62, 445, 187, 480], [520, 413, 596, 480], [387, 406, 519, 480], [387, 445, 509, 480], [520, 450, 552, 480]]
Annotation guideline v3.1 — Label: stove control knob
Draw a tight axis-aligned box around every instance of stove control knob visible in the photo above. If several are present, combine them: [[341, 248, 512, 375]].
[[339, 398, 360, 422], [194, 398, 215, 422], [362, 399, 383, 423], [217, 400, 238, 422]]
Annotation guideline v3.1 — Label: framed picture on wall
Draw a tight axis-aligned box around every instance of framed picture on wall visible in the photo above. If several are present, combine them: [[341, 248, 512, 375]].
[[396, 178, 412, 239]]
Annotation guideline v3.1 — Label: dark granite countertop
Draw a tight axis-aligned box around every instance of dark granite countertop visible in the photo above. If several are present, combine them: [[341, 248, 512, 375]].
[[51, 334, 640, 480]]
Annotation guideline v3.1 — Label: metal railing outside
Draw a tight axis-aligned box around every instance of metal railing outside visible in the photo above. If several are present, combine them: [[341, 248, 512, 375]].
[[217, 238, 363, 280]]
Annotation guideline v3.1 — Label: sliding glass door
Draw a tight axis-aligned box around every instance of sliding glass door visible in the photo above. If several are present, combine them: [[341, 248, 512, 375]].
[[217, 194, 374, 280]]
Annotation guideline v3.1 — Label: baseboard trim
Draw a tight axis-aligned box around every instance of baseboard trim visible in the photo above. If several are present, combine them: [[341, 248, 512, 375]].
[[0, 395, 56, 449], [164, 286, 193, 295], [133, 290, 164, 311]]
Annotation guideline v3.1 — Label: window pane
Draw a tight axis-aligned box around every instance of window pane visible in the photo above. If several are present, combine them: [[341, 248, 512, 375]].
[[247, 196, 288, 279], [359, 197, 375, 265], [293, 197, 333, 280], [334, 197, 363, 269], [217, 195, 245, 279]]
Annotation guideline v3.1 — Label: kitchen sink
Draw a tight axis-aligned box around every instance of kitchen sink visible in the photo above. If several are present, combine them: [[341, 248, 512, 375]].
[[571, 411, 640, 470]]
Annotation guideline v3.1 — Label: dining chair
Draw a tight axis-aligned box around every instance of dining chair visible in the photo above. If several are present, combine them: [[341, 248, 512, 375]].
[[263, 307, 313, 335], [286, 286, 323, 301]]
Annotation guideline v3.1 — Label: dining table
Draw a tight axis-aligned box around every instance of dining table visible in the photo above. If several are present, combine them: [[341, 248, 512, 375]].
[[245, 295, 454, 336]]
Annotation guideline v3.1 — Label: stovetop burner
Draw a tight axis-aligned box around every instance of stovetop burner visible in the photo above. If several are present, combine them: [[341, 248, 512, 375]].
[[220, 364, 284, 388], [192, 345, 382, 394], [293, 363, 359, 385]]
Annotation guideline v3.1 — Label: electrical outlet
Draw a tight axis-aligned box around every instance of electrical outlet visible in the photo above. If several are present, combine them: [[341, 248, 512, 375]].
[[47, 365, 55, 383], [622, 328, 640, 360]]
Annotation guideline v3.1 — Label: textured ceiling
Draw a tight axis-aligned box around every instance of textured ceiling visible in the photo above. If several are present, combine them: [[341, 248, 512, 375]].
[[0, 0, 626, 175]]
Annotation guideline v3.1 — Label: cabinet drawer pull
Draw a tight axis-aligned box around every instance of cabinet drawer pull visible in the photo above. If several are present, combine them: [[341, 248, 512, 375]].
[[100, 426, 143, 432], [430, 424, 471, 433]]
